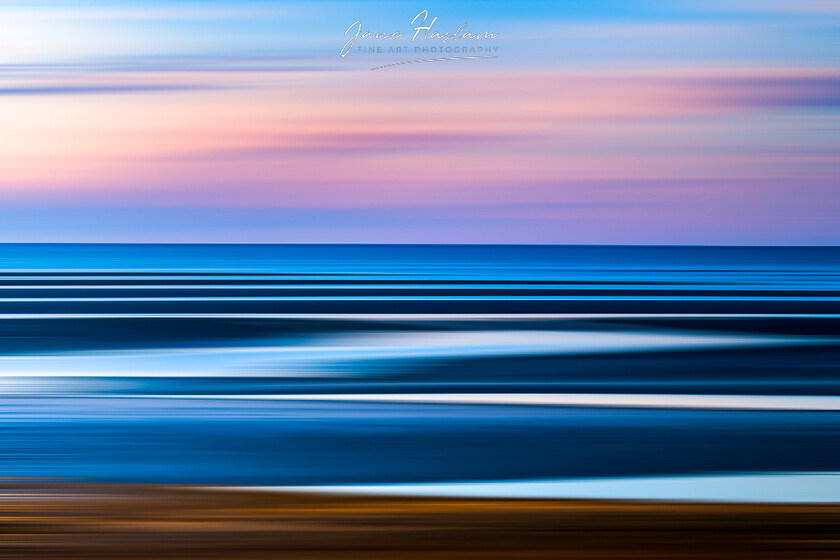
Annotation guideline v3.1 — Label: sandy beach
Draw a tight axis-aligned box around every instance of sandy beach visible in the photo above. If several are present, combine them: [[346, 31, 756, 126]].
[[3, 481, 839, 559]]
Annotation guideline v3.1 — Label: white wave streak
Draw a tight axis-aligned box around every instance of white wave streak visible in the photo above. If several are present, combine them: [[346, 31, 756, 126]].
[[215, 472, 840, 503], [139, 393, 840, 411], [0, 329, 800, 379]]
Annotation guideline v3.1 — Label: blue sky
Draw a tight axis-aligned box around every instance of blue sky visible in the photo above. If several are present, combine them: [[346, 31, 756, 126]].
[[0, 0, 838, 243]]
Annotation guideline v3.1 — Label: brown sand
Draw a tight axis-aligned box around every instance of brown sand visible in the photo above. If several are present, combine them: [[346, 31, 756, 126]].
[[1, 481, 839, 559]]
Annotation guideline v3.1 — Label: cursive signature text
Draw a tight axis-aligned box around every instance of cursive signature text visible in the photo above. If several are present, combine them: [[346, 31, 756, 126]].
[[341, 10, 499, 57]]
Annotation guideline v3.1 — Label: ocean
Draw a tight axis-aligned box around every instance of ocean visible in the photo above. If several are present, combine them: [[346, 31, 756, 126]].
[[0, 244, 838, 497]]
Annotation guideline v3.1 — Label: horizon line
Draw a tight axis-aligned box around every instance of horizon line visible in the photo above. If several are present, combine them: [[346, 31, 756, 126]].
[[0, 242, 836, 249]]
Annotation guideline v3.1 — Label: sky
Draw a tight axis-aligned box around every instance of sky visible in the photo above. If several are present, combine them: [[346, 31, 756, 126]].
[[0, 0, 838, 244]]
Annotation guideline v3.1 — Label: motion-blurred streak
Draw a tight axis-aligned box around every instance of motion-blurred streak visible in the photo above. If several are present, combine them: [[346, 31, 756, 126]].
[[224, 472, 840, 502], [0, 329, 804, 381], [2, 481, 839, 559]]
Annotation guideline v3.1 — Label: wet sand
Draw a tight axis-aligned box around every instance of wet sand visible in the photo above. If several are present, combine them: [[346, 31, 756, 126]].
[[2, 481, 839, 559]]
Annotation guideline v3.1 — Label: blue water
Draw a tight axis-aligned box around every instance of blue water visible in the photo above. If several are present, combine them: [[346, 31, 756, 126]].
[[0, 244, 838, 493]]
